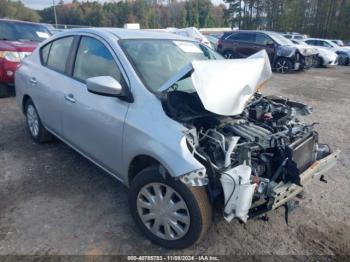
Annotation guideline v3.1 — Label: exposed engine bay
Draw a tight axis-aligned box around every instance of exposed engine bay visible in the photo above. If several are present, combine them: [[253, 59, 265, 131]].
[[162, 90, 333, 222]]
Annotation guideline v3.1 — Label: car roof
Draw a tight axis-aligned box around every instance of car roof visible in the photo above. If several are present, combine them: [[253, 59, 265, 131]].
[[223, 30, 284, 36], [65, 27, 192, 41]]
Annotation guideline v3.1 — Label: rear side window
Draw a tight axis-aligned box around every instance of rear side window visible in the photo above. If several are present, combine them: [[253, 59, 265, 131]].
[[314, 40, 322, 46], [229, 33, 255, 43], [227, 33, 239, 40], [46, 37, 74, 73], [73, 36, 121, 82]]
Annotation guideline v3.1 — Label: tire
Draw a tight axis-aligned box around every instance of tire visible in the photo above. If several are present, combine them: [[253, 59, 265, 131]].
[[129, 166, 212, 249], [223, 50, 238, 59], [274, 57, 293, 73], [24, 99, 53, 143]]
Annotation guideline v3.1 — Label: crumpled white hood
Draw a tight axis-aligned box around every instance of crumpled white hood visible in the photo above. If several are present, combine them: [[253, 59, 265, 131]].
[[293, 44, 319, 56], [191, 50, 272, 116]]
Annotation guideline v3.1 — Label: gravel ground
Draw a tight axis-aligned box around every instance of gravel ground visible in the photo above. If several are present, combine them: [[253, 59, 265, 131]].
[[0, 67, 350, 256]]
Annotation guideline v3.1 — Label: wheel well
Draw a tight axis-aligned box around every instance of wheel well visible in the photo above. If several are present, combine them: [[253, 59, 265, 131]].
[[128, 155, 160, 186], [22, 95, 31, 113]]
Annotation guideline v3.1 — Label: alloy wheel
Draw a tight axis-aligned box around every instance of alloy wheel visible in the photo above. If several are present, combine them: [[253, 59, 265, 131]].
[[26, 104, 39, 137], [276, 60, 290, 73]]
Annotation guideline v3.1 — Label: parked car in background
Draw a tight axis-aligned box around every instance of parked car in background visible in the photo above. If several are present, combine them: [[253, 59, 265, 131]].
[[283, 33, 308, 40], [15, 28, 338, 249], [168, 27, 213, 49], [217, 30, 318, 73], [42, 23, 65, 35], [330, 39, 345, 46], [303, 38, 350, 65], [292, 39, 338, 67], [0, 19, 50, 97]]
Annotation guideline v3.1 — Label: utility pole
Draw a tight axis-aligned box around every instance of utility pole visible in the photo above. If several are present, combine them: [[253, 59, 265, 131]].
[[52, 0, 58, 28]]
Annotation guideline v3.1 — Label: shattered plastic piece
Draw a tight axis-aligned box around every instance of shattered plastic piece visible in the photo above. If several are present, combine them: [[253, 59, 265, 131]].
[[191, 50, 272, 116], [220, 164, 257, 223]]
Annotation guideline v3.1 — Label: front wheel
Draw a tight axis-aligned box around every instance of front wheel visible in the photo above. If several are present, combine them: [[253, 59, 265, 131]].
[[274, 57, 293, 73], [129, 166, 212, 249]]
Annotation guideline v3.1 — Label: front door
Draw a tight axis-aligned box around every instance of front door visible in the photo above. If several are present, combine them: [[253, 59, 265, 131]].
[[254, 33, 276, 62], [61, 35, 130, 177]]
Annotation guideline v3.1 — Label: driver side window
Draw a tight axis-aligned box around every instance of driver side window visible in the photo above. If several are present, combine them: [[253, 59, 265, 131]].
[[73, 36, 122, 83], [320, 41, 331, 47], [255, 34, 273, 46]]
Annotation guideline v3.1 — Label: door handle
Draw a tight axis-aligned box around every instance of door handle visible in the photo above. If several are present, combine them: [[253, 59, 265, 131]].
[[64, 94, 76, 103], [29, 77, 37, 85]]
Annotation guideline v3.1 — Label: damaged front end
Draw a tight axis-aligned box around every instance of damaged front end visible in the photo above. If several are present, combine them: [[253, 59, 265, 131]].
[[160, 50, 339, 224], [276, 45, 318, 70]]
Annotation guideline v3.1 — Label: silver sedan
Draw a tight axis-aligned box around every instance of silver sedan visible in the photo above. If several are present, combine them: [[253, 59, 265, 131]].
[[15, 28, 338, 249]]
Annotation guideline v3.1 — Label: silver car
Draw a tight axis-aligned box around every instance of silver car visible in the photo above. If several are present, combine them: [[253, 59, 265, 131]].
[[15, 28, 339, 249]]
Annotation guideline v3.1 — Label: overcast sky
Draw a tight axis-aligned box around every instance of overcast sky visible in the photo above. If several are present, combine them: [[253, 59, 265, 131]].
[[22, 0, 226, 10]]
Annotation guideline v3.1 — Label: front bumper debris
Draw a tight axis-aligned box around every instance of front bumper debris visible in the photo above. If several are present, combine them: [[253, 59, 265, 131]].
[[270, 150, 340, 210]]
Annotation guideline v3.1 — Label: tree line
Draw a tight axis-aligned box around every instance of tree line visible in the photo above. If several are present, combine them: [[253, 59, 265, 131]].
[[225, 0, 350, 39], [38, 0, 228, 29], [0, 0, 349, 39], [0, 0, 40, 22]]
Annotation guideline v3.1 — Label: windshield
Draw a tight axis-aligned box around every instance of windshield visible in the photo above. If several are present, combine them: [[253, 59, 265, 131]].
[[269, 32, 294, 45], [0, 21, 51, 42], [120, 39, 223, 92]]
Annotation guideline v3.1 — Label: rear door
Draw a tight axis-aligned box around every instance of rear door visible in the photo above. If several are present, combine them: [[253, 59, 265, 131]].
[[233, 32, 259, 58], [32, 36, 75, 135], [60, 34, 130, 177]]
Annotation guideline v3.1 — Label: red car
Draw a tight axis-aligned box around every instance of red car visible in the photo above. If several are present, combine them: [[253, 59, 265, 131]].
[[0, 19, 51, 97]]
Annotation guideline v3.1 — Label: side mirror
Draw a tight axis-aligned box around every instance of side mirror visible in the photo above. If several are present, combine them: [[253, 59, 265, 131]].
[[86, 76, 123, 97]]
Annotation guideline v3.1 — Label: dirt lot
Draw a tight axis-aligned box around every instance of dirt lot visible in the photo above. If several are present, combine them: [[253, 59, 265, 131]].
[[0, 66, 350, 256]]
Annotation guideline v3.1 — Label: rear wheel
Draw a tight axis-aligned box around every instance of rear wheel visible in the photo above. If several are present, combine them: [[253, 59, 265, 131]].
[[25, 99, 53, 143], [275, 57, 293, 73], [129, 166, 212, 249]]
